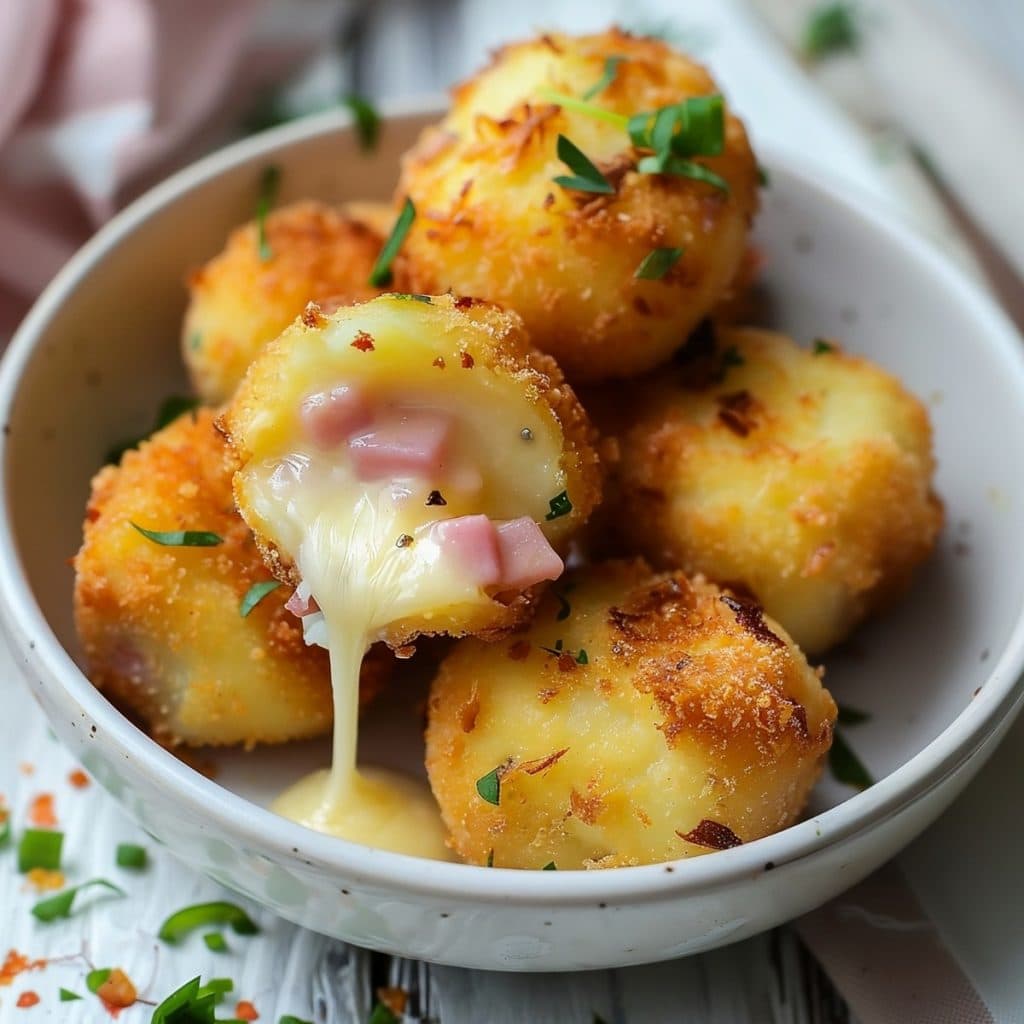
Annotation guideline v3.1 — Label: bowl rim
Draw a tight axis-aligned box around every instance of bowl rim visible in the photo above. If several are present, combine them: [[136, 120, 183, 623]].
[[2, 96, 1024, 906]]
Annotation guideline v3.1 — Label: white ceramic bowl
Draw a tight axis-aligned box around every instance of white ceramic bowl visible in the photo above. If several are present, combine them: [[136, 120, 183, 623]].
[[2, 100, 1024, 972]]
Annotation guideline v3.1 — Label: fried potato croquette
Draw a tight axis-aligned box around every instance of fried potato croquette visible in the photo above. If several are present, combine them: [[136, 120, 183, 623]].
[[426, 560, 835, 869], [397, 28, 759, 382], [220, 293, 601, 652], [183, 201, 386, 404], [74, 408, 387, 747], [597, 327, 943, 655]]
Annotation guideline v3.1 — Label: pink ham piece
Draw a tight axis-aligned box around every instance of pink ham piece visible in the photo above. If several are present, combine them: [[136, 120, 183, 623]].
[[285, 590, 319, 617], [432, 514, 563, 590], [301, 384, 371, 449], [432, 514, 502, 587], [495, 517, 564, 589], [348, 410, 451, 481]]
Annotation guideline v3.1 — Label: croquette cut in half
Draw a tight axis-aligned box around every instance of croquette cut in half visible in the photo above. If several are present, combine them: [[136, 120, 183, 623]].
[[596, 326, 943, 655], [219, 292, 602, 654], [74, 408, 388, 748], [397, 28, 760, 382], [426, 559, 836, 869], [183, 200, 388, 404]]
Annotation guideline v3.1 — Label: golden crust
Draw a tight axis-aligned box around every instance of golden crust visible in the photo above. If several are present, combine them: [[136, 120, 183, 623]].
[[397, 28, 760, 382], [73, 408, 387, 747], [425, 559, 835, 868], [183, 201, 388, 404], [593, 327, 944, 654], [219, 293, 602, 650]]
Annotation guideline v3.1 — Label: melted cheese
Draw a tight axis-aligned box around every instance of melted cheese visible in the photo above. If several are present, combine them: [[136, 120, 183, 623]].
[[253, 383, 566, 857]]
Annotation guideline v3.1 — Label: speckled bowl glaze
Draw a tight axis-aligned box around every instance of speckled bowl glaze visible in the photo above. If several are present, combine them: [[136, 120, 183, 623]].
[[2, 100, 1024, 972]]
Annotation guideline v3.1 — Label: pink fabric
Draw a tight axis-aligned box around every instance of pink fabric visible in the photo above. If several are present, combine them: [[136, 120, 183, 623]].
[[0, 0, 334, 336]]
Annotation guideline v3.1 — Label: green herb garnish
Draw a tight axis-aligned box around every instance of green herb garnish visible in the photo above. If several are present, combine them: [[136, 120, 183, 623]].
[[196, 978, 233, 1003], [18, 829, 63, 872], [545, 490, 573, 521], [635, 247, 683, 280], [476, 767, 501, 806], [151, 976, 222, 1024], [115, 842, 147, 869], [280, 1017, 314, 1024], [343, 94, 380, 151], [368, 1002, 401, 1024], [130, 523, 223, 547], [803, 2, 859, 59], [552, 135, 615, 194], [837, 704, 871, 726], [370, 197, 415, 287], [813, 338, 835, 355], [829, 731, 873, 789], [386, 292, 431, 303], [158, 901, 260, 943], [582, 56, 625, 101], [555, 589, 573, 621], [60, 988, 82, 1001], [758, 164, 771, 187], [576, 648, 589, 665], [32, 879, 124, 922], [190, 332, 203, 351], [542, 861, 558, 871], [239, 580, 281, 617], [256, 165, 281, 261], [203, 932, 228, 953], [721, 345, 745, 370], [486, 849, 494, 867], [87, 968, 111, 993]]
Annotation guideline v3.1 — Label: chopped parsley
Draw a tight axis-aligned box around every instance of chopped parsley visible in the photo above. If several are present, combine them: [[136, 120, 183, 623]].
[[721, 345, 745, 370], [576, 648, 589, 665], [803, 2, 860, 59], [552, 134, 615, 194], [131, 523, 223, 547], [555, 588, 573, 621], [386, 291, 431, 303], [256, 165, 281, 262], [203, 932, 228, 953], [545, 490, 573, 520], [343, 93, 380, 151], [59, 989, 82, 1002], [280, 1017, 314, 1024], [475, 767, 502, 806], [635, 246, 683, 280], [829, 731, 873, 790], [369, 198, 415, 287], [115, 842, 148, 869], [18, 828, 62, 872], [239, 580, 281, 617], [32, 879, 124, 922], [151, 976, 233, 1024], [368, 1003, 401, 1024], [758, 164, 771, 188], [542, 861, 558, 871], [86, 969, 111, 993], [157, 900, 260, 943], [582, 55, 625, 101], [813, 338, 835, 355], [837, 704, 871, 726], [486, 849, 495, 867]]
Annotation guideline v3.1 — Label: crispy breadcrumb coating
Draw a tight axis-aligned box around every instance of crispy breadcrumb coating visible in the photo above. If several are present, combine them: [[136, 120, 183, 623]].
[[183, 201, 386, 404], [74, 408, 387, 747], [426, 560, 835, 868], [397, 28, 760, 382], [594, 327, 943, 654]]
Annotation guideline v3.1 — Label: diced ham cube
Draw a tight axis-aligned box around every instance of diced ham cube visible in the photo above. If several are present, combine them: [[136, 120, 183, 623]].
[[495, 517, 564, 589], [301, 384, 371, 449], [285, 590, 319, 617], [348, 411, 451, 481], [431, 514, 502, 587]]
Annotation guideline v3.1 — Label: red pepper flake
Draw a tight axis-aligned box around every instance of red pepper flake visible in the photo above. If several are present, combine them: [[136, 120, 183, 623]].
[[432, 356, 446, 369], [301, 301, 323, 328], [351, 330, 375, 352], [1, 951, 47, 987], [97, 969, 137, 1010], [377, 987, 408, 1015], [25, 868, 64, 892], [27, 794, 56, 828], [460, 352, 475, 369], [235, 1000, 260, 1021], [454, 295, 474, 310], [519, 748, 568, 775], [18, 763, 34, 776], [557, 653, 577, 672], [16, 991, 39, 1009], [677, 819, 743, 850], [68, 769, 90, 789]]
